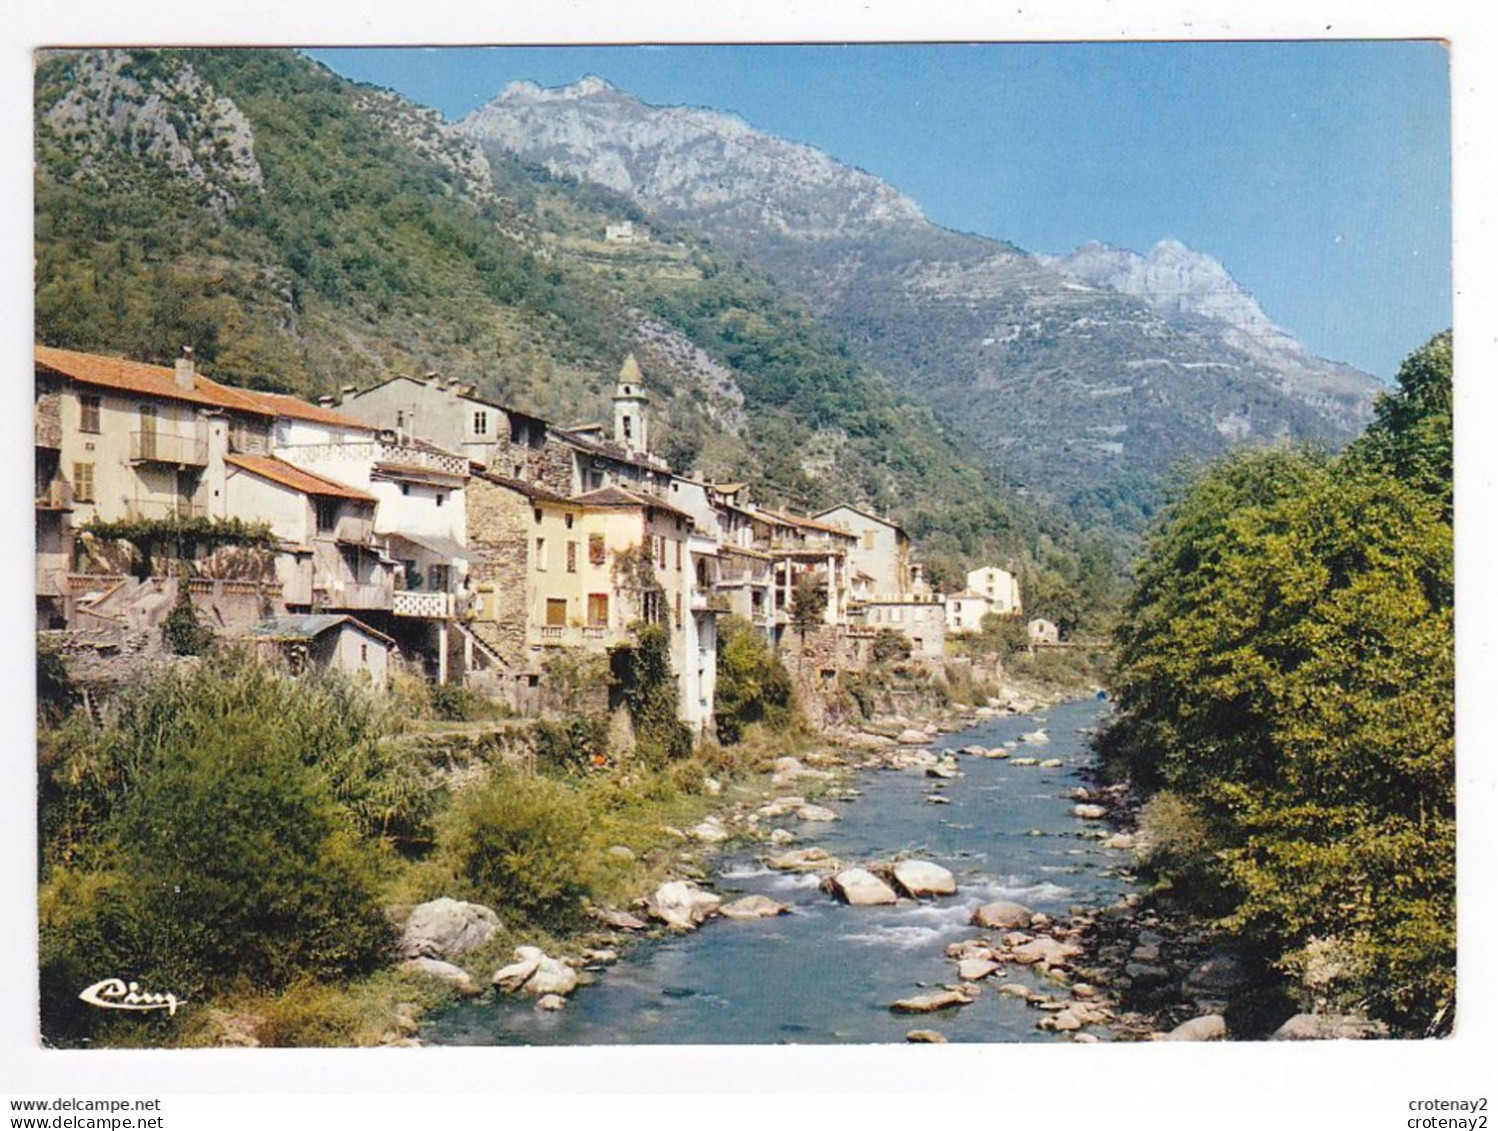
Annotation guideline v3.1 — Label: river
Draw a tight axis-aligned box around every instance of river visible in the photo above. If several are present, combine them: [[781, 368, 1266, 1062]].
[[424, 696, 1131, 1045]]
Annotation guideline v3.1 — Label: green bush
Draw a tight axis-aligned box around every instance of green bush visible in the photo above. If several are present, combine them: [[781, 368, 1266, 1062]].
[[871, 628, 912, 665], [532, 713, 608, 775], [713, 615, 795, 744], [437, 772, 589, 929], [428, 681, 491, 722], [611, 623, 692, 766]]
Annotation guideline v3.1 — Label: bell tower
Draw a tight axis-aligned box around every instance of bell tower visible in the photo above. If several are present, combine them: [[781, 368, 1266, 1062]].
[[613, 353, 649, 453]]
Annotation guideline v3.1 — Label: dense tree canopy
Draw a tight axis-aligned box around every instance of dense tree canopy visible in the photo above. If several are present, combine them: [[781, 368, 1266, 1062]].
[[1101, 332, 1454, 1036]]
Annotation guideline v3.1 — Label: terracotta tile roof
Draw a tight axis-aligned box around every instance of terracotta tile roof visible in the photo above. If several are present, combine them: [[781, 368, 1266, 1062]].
[[35, 344, 373, 430], [756, 507, 858, 538], [572, 484, 693, 520], [226, 453, 375, 502], [35, 345, 260, 413], [236, 389, 375, 430]]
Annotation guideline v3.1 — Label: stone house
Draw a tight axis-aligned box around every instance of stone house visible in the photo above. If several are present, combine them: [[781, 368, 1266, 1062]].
[[813, 504, 916, 600], [968, 565, 1022, 616], [1028, 617, 1060, 646], [245, 614, 397, 683], [851, 598, 948, 659]]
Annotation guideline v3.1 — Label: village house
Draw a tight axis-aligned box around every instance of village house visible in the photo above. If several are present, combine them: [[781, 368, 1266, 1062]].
[[813, 504, 916, 600], [1028, 617, 1060, 646], [244, 613, 397, 683], [945, 590, 993, 634], [968, 565, 1022, 616], [852, 597, 948, 659]]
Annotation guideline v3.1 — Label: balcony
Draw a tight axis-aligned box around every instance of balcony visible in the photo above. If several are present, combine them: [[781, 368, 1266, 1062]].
[[35, 478, 72, 511], [314, 580, 390, 611], [393, 590, 455, 619], [130, 430, 208, 467]]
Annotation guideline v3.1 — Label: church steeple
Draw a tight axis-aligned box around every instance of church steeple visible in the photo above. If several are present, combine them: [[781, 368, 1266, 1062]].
[[613, 354, 649, 453]]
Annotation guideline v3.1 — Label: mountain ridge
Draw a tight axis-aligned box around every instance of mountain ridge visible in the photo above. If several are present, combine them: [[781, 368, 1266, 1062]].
[[456, 76, 1384, 527]]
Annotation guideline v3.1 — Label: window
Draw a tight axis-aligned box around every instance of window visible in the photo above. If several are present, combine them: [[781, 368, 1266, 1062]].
[[315, 499, 339, 532], [535, 537, 547, 570], [79, 395, 101, 433], [429, 564, 451, 592], [71, 462, 95, 503], [534, 508, 544, 524], [545, 598, 568, 626], [588, 534, 606, 565], [360, 643, 368, 663], [587, 593, 609, 627], [864, 530, 876, 550], [622, 415, 633, 443], [564, 513, 574, 529], [403, 559, 420, 589], [435, 493, 446, 507], [657, 536, 666, 567], [473, 410, 489, 436], [675, 592, 683, 622], [396, 410, 405, 430], [566, 541, 578, 573], [675, 541, 682, 570], [401, 483, 411, 496]]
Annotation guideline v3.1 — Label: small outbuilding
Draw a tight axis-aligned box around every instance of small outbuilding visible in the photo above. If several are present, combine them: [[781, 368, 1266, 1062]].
[[246, 614, 397, 683], [1027, 617, 1059, 646]]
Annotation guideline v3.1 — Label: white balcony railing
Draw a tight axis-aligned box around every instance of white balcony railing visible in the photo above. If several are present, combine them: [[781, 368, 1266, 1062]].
[[393, 590, 455, 619]]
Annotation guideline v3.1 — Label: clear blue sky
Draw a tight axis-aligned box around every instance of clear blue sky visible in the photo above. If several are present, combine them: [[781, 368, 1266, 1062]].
[[307, 42, 1450, 381]]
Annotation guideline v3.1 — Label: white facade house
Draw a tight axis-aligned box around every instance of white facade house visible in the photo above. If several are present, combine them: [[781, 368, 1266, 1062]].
[[967, 566, 1022, 616], [1028, 617, 1059, 646], [945, 591, 992, 634]]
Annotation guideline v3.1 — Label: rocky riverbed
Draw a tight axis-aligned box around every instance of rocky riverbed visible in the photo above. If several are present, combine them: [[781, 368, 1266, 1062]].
[[418, 694, 1199, 1045]]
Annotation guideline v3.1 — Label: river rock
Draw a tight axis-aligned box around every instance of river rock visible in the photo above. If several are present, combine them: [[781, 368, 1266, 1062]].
[[984, 747, 1010, 759], [719, 894, 790, 920], [960, 744, 987, 757], [592, 907, 648, 931], [1270, 1013, 1389, 1041], [536, 994, 567, 1012], [1019, 729, 1049, 744], [524, 956, 580, 996], [891, 989, 972, 1014], [891, 859, 957, 898], [926, 794, 951, 805], [768, 827, 796, 845], [797, 804, 839, 822], [1183, 953, 1249, 1000], [606, 844, 636, 861], [972, 901, 1033, 929], [997, 983, 1032, 998], [582, 948, 619, 964], [1072, 803, 1108, 820], [400, 957, 481, 997], [897, 728, 934, 745], [767, 847, 837, 872], [906, 1029, 948, 1043], [1165, 1014, 1228, 1041], [827, 867, 899, 906], [399, 897, 502, 960], [492, 946, 545, 992], [689, 817, 730, 843], [956, 958, 1002, 981], [1102, 833, 1135, 850], [1123, 963, 1172, 988], [757, 796, 805, 819], [1010, 757, 1039, 767], [1038, 758, 1063, 768], [926, 761, 961, 780], [647, 880, 723, 931], [1012, 937, 1083, 969], [1041, 1008, 1084, 1032]]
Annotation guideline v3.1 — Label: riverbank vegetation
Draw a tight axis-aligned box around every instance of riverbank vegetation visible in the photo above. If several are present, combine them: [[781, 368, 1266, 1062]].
[[1099, 332, 1454, 1037], [36, 630, 810, 1047]]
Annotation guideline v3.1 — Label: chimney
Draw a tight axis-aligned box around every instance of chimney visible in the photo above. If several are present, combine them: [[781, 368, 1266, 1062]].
[[174, 346, 195, 391], [318, 395, 335, 407]]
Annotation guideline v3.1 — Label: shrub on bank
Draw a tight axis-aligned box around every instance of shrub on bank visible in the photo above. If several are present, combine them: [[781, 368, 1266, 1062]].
[[437, 771, 590, 930]]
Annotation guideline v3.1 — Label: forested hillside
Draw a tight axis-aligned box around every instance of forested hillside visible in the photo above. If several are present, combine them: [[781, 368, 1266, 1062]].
[[34, 47, 1104, 586]]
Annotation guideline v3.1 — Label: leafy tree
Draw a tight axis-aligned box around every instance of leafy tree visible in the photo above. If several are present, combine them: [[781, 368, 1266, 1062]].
[[788, 573, 828, 641], [1102, 428, 1453, 1034], [611, 622, 692, 765], [713, 615, 795, 743], [162, 580, 214, 655], [1349, 330, 1452, 520], [871, 628, 913, 664]]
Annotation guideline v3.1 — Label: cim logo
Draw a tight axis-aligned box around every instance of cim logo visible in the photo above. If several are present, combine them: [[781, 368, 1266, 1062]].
[[78, 978, 183, 1016]]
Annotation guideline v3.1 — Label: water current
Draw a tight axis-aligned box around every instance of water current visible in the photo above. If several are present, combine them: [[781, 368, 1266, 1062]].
[[425, 695, 1131, 1045]]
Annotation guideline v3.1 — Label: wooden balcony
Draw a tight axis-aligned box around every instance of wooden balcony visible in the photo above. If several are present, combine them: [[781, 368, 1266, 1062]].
[[130, 430, 208, 467]]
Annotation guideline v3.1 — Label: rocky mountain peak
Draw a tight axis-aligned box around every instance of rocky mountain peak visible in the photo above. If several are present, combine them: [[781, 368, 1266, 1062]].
[[456, 79, 925, 239]]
